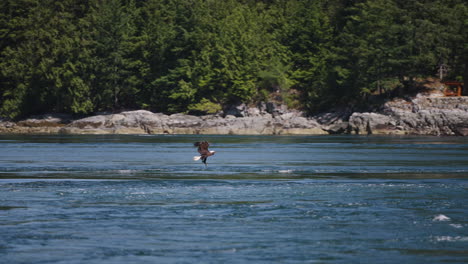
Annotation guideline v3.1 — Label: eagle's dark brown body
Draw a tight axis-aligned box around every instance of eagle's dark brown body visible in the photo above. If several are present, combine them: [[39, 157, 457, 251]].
[[193, 141, 215, 166]]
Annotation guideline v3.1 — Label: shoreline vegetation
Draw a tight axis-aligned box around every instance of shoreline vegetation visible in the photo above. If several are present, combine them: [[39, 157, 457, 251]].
[[1, 0, 467, 135], [1, 80, 467, 136]]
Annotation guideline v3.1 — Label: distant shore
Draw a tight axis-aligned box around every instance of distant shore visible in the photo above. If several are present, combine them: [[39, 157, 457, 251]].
[[1, 90, 467, 136]]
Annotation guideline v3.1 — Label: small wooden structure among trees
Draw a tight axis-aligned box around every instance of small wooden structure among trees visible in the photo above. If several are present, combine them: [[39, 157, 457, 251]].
[[443, 82, 464, 97]]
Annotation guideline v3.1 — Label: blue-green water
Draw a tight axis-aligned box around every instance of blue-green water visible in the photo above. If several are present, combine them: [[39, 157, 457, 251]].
[[1, 135, 467, 263]]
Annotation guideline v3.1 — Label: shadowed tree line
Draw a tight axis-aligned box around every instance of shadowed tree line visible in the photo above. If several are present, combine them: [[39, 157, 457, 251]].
[[0, 0, 466, 119]]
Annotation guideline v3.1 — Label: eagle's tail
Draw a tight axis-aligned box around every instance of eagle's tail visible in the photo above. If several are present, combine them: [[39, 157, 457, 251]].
[[193, 156, 201, 161]]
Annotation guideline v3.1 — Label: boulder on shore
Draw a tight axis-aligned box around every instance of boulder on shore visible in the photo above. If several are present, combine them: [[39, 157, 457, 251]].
[[1, 91, 467, 136], [347, 92, 468, 136], [58, 110, 326, 135], [0, 114, 72, 134]]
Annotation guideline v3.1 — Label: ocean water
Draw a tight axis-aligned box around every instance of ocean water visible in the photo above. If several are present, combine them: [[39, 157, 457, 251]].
[[0, 135, 467, 263]]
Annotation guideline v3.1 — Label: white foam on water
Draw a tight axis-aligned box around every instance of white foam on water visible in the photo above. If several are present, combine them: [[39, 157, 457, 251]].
[[116, 170, 137, 174], [434, 236, 468, 242], [278, 170, 293, 173], [433, 214, 450, 222], [450, 224, 463, 229]]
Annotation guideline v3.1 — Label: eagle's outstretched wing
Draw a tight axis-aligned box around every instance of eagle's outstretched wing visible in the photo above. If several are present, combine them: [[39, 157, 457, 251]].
[[193, 141, 215, 165], [194, 141, 210, 155]]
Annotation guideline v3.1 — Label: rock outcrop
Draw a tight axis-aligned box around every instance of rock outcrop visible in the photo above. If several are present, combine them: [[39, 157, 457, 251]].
[[0, 114, 72, 134], [58, 110, 326, 135], [314, 108, 353, 134], [347, 91, 468, 136], [1, 89, 467, 136]]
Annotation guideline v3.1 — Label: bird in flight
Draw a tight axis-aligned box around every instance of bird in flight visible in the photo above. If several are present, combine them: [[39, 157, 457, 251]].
[[193, 141, 216, 166]]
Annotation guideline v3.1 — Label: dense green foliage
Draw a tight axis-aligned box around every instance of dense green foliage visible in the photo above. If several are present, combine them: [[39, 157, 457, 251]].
[[1, 0, 466, 118]]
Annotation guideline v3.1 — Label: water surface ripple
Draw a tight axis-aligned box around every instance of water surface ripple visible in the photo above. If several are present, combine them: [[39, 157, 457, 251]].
[[0, 135, 467, 263]]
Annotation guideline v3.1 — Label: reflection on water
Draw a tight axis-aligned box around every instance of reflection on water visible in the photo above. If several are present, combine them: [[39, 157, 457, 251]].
[[0, 135, 467, 263]]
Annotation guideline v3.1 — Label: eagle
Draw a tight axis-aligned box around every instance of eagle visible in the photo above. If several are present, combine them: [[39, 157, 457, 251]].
[[193, 141, 216, 166]]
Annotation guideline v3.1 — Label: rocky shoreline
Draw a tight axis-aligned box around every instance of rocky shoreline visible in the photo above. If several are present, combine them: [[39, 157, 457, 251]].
[[1, 90, 467, 136]]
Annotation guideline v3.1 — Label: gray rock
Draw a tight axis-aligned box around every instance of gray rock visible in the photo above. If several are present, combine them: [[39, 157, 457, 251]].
[[224, 103, 270, 117], [348, 93, 468, 136], [314, 108, 353, 134], [0, 114, 74, 134], [18, 114, 73, 127], [58, 109, 326, 135], [349, 112, 399, 135], [324, 122, 349, 134], [266, 102, 288, 117], [224, 103, 248, 117], [3, 93, 467, 136]]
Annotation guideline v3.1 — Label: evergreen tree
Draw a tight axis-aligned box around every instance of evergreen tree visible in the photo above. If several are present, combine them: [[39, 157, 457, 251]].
[[0, 0, 466, 118], [0, 0, 93, 118], [277, 0, 332, 111], [86, 0, 138, 111]]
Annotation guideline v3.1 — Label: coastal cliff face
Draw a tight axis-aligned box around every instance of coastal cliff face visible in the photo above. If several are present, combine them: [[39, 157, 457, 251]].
[[348, 92, 468, 136], [1, 93, 467, 136]]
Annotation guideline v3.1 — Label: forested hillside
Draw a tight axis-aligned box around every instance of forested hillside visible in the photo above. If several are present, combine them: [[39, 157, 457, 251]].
[[0, 0, 466, 119]]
